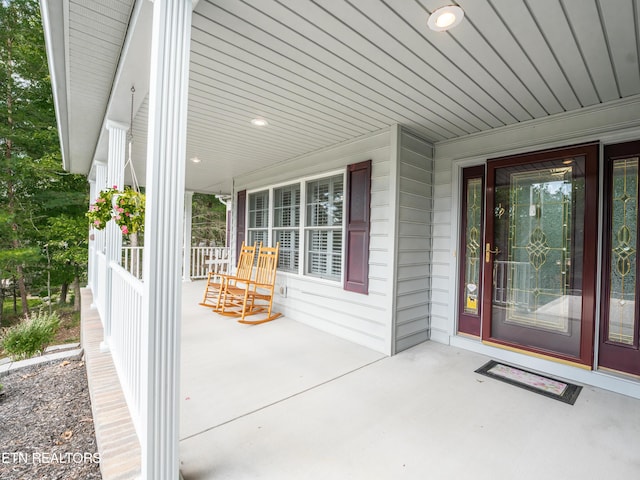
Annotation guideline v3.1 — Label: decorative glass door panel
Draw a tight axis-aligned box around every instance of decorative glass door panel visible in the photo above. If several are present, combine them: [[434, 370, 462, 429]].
[[607, 158, 637, 345], [465, 179, 482, 315], [483, 144, 598, 365], [600, 141, 640, 376], [458, 166, 484, 336]]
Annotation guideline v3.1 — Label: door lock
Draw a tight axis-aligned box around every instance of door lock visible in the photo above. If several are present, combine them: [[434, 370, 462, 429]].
[[485, 243, 500, 263]]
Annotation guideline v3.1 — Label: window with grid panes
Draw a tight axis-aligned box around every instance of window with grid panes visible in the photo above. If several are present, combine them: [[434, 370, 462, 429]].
[[273, 184, 300, 272], [305, 175, 344, 279], [248, 190, 269, 248]]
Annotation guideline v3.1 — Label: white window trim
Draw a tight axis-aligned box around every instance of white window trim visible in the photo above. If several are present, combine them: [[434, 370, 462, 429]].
[[247, 189, 270, 248], [273, 183, 301, 274], [246, 168, 346, 283]]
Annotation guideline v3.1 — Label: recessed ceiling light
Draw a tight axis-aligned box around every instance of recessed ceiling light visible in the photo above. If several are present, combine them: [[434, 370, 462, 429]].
[[428, 5, 464, 32], [251, 118, 269, 127], [190, 156, 202, 164]]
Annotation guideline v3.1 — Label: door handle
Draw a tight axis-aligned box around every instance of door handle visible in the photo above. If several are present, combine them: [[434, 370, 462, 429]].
[[485, 243, 500, 263]]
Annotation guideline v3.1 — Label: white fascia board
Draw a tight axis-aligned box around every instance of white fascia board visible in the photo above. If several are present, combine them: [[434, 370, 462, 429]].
[[39, 0, 70, 171]]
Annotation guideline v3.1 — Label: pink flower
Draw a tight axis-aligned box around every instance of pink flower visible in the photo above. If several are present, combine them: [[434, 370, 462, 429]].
[[121, 225, 129, 234], [112, 185, 118, 189], [117, 207, 124, 213], [114, 215, 121, 221], [126, 212, 132, 217], [96, 198, 105, 203], [94, 220, 101, 226]]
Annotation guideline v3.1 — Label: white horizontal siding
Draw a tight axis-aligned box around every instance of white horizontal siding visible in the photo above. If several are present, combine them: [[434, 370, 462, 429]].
[[430, 150, 454, 342], [235, 128, 394, 354], [394, 128, 434, 353]]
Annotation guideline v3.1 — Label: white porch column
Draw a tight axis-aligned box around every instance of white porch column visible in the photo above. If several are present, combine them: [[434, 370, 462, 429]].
[[91, 162, 108, 309], [87, 178, 97, 291], [183, 190, 194, 282], [215, 194, 232, 247], [102, 120, 128, 351], [141, 1, 192, 479], [94, 162, 108, 255]]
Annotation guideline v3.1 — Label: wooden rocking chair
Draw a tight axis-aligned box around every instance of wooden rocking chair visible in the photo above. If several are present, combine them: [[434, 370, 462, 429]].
[[216, 242, 282, 324], [198, 242, 257, 308]]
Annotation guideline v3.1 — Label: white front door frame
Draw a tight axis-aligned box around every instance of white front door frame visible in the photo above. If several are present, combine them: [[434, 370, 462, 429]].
[[443, 125, 640, 400]]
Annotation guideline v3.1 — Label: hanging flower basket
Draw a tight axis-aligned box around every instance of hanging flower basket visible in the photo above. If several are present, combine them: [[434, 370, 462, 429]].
[[113, 188, 145, 235], [86, 186, 117, 231], [87, 185, 145, 235]]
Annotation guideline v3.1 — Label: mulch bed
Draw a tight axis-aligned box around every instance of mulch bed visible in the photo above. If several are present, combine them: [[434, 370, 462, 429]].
[[0, 358, 102, 479]]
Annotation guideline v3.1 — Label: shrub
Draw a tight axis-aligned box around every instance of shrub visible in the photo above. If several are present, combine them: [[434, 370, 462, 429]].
[[0, 310, 60, 360]]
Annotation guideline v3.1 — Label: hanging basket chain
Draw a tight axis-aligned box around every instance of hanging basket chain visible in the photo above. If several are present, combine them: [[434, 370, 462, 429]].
[[86, 85, 145, 235], [125, 86, 141, 194]]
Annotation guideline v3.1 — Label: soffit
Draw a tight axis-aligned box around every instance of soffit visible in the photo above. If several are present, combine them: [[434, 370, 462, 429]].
[[58, 0, 640, 192], [65, 0, 135, 173]]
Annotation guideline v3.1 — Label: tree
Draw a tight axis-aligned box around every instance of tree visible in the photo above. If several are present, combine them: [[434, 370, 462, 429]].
[[0, 0, 88, 321], [43, 215, 88, 311], [192, 194, 227, 246]]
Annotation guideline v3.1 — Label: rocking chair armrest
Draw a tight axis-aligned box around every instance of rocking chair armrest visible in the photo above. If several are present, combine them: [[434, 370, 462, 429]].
[[217, 272, 251, 283], [244, 279, 273, 290]]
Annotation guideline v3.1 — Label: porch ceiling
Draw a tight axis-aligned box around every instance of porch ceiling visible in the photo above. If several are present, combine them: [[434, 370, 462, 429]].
[[46, 0, 640, 193]]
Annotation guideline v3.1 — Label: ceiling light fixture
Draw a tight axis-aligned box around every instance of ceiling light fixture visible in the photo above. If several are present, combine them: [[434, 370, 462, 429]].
[[428, 5, 464, 32], [251, 118, 269, 127], [190, 156, 202, 164]]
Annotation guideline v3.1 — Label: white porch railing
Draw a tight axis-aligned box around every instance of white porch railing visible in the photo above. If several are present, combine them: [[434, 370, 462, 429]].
[[109, 262, 145, 439], [121, 246, 230, 280], [190, 246, 230, 279], [122, 246, 144, 280]]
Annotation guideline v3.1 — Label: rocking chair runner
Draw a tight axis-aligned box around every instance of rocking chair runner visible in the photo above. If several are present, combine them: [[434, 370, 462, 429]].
[[216, 242, 282, 324], [198, 242, 257, 308]]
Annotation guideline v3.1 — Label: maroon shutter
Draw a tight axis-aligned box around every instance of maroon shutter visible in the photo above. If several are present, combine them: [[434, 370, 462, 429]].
[[236, 190, 246, 262], [344, 160, 371, 294]]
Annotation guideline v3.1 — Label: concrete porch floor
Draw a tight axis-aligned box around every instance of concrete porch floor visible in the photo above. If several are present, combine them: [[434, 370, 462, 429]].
[[179, 281, 640, 480]]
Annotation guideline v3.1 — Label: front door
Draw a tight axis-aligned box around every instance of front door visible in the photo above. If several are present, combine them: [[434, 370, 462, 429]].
[[600, 141, 640, 376], [481, 143, 599, 366]]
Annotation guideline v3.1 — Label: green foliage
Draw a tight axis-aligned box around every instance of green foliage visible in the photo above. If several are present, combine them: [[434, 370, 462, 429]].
[[0, 0, 89, 310], [192, 193, 227, 246], [1, 309, 60, 360], [0, 246, 40, 272], [43, 215, 88, 289], [0, 0, 54, 159]]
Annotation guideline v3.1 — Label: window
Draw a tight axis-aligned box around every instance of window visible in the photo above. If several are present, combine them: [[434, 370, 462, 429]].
[[305, 175, 343, 279], [248, 190, 269, 247], [240, 161, 369, 293], [274, 184, 300, 272]]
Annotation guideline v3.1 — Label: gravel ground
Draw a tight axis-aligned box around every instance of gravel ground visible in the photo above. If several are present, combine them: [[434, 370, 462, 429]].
[[0, 358, 102, 479]]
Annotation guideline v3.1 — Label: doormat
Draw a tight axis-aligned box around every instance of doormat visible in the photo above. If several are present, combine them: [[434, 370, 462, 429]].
[[475, 360, 582, 405]]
